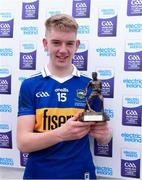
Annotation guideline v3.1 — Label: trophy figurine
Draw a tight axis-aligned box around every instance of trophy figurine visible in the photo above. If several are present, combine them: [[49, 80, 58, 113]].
[[82, 72, 109, 122]]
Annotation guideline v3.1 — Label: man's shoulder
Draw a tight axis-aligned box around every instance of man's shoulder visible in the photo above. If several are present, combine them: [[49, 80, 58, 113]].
[[80, 73, 91, 80], [22, 72, 43, 86], [79, 73, 91, 83]]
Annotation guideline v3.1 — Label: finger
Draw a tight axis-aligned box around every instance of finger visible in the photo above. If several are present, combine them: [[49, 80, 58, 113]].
[[68, 113, 80, 122], [79, 126, 91, 132], [95, 121, 107, 126], [90, 123, 107, 128], [90, 126, 108, 132], [70, 112, 83, 121], [72, 126, 90, 138], [77, 128, 90, 138], [75, 121, 96, 127], [90, 129, 109, 136], [91, 124, 107, 128], [89, 130, 105, 136]]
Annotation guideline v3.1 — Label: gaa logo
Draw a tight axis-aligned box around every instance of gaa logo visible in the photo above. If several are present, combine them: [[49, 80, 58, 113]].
[[0, 23, 10, 29], [101, 21, 113, 27], [22, 153, 29, 158], [102, 82, 110, 88], [25, 4, 36, 10], [36, 91, 50, 98], [76, 3, 87, 8], [124, 162, 136, 168], [0, 134, 9, 140], [22, 54, 33, 60], [73, 55, 84, 61], [126, 110, 138, 116], [128, 55, 140, 61], [131, 0, 142, 5], [0, 80, 8, 85]]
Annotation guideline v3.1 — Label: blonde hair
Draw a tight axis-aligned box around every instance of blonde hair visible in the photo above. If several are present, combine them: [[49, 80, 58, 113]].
[[45, 14, 78, 34]]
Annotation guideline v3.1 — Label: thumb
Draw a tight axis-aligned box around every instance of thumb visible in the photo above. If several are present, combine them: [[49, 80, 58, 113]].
[[69, 112, 83, 121]]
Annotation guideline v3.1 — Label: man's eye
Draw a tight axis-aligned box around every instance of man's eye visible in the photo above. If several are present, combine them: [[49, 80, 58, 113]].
[[67, 43, 74, 46], [52, 41, 60, 45]]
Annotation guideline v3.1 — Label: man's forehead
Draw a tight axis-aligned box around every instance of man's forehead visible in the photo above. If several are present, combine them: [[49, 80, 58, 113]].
[[46, 28, 76, 36], [46, 31, 77, 42], [50, 39, 76, 42]]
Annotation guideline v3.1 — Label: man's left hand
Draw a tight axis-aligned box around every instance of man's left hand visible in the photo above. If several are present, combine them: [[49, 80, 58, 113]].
[[89, 121, 112, 145]]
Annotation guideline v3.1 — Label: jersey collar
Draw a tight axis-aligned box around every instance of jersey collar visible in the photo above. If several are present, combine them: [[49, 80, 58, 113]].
[[41, 64, 80, 78]]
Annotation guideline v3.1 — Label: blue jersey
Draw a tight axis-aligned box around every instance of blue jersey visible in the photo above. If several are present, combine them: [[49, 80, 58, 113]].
[[18, 65, 96, 179]]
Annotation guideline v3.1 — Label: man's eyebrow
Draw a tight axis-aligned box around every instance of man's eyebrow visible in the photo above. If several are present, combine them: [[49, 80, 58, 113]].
[[50, 39, 60, 42], [67, 40, 75, 43], [51, 39, 75, 43]]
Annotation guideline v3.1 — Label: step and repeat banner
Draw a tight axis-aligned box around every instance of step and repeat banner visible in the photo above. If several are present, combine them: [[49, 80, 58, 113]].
[[0, 0, 142, 179]]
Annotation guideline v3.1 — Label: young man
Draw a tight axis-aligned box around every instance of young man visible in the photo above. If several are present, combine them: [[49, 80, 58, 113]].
[[17, 14, 112, 179]]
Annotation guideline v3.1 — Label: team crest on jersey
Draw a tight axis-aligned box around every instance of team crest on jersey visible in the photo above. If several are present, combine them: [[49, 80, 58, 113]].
[[76, 89, 86, 99], [74, 89, 86, 108]]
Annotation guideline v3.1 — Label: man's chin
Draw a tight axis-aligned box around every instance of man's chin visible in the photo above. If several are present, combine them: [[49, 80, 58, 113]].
[[56, 61, 71, 67], [56, 64, 68, 69]]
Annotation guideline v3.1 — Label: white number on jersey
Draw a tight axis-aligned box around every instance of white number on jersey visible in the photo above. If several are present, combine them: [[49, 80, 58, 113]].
[[57, 92, 67, 102]]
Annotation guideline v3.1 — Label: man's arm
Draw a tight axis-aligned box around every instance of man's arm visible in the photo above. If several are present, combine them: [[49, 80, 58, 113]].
[[17, 113, 95, 153], [17, 115, 63, 153]]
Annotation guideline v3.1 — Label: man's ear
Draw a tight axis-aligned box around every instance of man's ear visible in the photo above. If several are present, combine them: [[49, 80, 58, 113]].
[[75, 39, 80, 51], [43, 38, 48, 51]]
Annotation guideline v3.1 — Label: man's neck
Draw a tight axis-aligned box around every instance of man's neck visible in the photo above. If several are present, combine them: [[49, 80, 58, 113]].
[[47, 64, 73, 77]]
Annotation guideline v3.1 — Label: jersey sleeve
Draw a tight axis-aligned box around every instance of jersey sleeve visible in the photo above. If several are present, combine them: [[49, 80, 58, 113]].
[[18, 79, 35, 116]]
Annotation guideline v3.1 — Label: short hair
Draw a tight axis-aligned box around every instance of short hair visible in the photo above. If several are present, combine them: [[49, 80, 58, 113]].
[[45, 14, 78, 34]]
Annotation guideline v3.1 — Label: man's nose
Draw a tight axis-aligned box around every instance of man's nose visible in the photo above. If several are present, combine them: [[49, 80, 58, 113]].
[[59, 44, 67, 53]]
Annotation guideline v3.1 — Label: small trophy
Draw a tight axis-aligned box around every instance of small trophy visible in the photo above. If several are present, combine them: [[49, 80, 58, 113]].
[[82, 72, 109, 122]]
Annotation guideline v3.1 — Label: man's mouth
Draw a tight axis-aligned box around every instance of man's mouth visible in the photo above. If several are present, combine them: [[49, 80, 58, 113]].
[[56, 56, 68, 61]]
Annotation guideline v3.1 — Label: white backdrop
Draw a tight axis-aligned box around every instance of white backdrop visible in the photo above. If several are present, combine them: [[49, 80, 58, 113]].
[[0, 0, 142, 179]]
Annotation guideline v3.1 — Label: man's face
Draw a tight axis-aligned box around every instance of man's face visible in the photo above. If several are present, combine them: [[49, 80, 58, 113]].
[[43, 28, 80, 69]]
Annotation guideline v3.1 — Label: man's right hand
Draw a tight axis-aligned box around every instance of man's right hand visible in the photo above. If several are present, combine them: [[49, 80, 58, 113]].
[[56, 112, 95, 141]]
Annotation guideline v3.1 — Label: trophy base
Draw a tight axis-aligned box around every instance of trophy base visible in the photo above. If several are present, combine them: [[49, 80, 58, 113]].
[[82, 111, 109, 122]]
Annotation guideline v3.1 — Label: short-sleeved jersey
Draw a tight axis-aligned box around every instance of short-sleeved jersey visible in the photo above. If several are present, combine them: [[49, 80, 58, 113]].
[[18, 65, 96, 179]]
